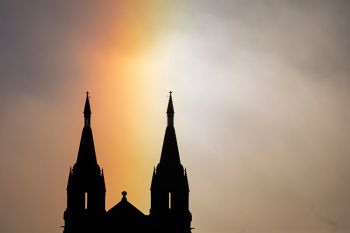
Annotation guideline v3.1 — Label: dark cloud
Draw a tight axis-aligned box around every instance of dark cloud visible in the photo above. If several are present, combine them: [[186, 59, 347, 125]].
[[0, 1, 118, 103]]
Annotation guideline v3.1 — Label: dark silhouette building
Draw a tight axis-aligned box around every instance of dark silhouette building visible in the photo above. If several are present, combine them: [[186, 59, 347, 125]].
[[63, 92, 192, 233]]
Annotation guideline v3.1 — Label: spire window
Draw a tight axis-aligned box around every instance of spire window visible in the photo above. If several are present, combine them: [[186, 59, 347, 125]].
[[84, 192, 88, 209], [169, 192, 171, 209]]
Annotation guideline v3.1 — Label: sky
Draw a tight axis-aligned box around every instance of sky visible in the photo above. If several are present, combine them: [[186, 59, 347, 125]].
[[0, 1, 349, 233]]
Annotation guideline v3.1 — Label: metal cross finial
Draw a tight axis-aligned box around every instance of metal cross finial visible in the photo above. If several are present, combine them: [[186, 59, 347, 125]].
[[169, 90, 172, 95]]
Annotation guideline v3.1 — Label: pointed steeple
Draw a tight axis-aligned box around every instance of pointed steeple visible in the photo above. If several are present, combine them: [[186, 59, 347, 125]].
[[75, 92, 98, 170], [64, 93, 106, 233], [160, 92, 181, 165], [150, 92, 192, 232], [167, 91, 174, 127], [84, 91, 91, 127]]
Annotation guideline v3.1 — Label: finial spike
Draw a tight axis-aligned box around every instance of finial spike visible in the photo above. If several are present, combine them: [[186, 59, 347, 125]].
[[122, 191, 127, 200], [167, 91, 174, 126], [84, 92, 91, 127]]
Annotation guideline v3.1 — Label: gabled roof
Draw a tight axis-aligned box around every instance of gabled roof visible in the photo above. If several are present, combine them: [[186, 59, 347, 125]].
[[107, 193, 145, 218]]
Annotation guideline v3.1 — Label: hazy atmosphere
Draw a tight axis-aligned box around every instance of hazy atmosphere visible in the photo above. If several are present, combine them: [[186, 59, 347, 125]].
[[0, 1, 349, 233]]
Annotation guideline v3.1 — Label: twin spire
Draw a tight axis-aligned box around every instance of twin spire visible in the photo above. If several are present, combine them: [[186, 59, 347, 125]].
[[83, 91, 175, 128]]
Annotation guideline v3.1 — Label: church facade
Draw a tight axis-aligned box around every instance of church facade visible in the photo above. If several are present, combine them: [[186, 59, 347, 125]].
[[63, 92, 192, 233]]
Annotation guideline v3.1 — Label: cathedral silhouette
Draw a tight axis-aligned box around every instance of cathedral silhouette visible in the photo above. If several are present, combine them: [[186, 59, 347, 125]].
[[63, 92, 192, 233]]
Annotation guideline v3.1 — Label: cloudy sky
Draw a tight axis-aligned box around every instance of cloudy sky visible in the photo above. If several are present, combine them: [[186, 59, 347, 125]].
[[0, 1, 349, 233]]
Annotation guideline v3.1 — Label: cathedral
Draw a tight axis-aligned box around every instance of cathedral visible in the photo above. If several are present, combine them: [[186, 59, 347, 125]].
[[63, 92, 192, 233]]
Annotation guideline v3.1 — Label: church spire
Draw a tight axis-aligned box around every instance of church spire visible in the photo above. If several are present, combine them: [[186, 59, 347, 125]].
[[159, 92, 181, 165], [75, 92, 98, 168], [64, 93, 105, 233], [167, 91, 174, 127], [150, 92, 192, 232], [84, 91, 91, 127]]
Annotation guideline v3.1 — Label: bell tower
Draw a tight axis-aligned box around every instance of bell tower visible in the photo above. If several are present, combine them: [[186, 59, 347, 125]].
[[64, 92, 106, 233], [150, 92, 192, 233]]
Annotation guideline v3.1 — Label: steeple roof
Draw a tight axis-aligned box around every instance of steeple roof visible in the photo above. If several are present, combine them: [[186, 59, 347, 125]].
[[76, 127, 97, 165], [84, 92, 91, 116], [160, 92, 181, 165], [167, 91, 174, 115], [75, 93, 98, 170], [159, 127, 181, 165]]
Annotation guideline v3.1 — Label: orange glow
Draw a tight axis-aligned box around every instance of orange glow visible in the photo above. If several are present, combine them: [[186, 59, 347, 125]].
[[70, 1, 181, 213]]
